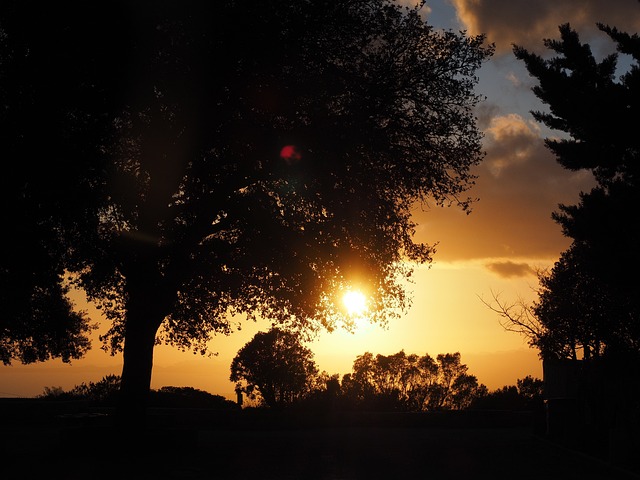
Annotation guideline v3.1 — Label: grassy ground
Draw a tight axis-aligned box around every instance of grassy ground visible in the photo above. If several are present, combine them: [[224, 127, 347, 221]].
[[2, 401, 639, 479]]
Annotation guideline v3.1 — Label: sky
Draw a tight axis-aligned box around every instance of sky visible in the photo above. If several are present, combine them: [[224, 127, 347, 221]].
[[2, 0, 639, 401]]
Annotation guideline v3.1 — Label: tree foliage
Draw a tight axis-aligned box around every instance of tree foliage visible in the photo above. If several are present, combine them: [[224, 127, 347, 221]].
[[149, 386, 238, 409], [230, 327, 319, 408], [0, 0, 493, 421], [482, 248, 609, 362], [39, 375, 122, 403], [492, 21, 640, 362], [0, 1, 114, 364], [341, 350, 485, 411], [38, 376, 237, 409]]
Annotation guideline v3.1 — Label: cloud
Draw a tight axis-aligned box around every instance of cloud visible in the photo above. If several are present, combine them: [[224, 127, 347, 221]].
[[506, 71, 522, 88], [483, 113, 541, 177], [475, 103, 501, 130], [411, 111, 595, 262], [486, 113, 539, 141], [480, 113, 594, 203], [450, 0, 640, 54], [485, 260, 536, 278]]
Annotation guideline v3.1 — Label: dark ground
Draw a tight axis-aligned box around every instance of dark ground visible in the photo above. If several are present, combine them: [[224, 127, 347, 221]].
[[2, 401, 639, 480]]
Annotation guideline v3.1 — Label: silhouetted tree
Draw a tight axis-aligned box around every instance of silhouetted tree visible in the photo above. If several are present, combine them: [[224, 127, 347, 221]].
[[0, 2, 128, 365], [294, 371, 342, 411], [340, 372, 373, 409], [482, 248, 608, 362], [0, 0, 493, 424], [230, 327, 319, 408], [473, 385, 521, 410], [450, 373, 483, 410], [39, 374, 121, 403], [149, 386, 238, 409], [470, 376, 543, 411], [513, 22, 640, 361], [500, 22, 640, 452], [517, 375, 544, 409], [38, 377, 237, 409], [342, 351, 412, 410], [428, 353, 464, 409], [346, 350, 484, 411]]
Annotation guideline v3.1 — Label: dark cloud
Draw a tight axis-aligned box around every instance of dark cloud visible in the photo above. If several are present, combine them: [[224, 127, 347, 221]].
[[475, 103, 501, 131], [485, 260, 536, 278], [450, 0, 640, 54]]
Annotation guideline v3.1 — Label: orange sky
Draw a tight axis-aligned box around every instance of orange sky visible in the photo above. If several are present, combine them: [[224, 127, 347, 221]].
[[2, 270, 545, 400], [2, 0, 637, 400]]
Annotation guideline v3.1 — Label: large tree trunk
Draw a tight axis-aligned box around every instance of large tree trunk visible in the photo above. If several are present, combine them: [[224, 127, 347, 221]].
[[116, 285, 165, 429]]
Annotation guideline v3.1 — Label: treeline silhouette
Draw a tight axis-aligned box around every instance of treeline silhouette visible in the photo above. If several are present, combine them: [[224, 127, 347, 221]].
[[300, 356, 543, 414], [38, 376, 238, 410], [229, 327, 543, 412], [37, 369, 542, 415]]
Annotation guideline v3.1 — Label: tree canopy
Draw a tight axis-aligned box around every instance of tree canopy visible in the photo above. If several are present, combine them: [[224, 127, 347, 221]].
[[230, 327, 319, 408], [341, 350, 484, 411], [0, 2, 126, 364], [0, 0, 493, 422], [510, 22, 640, 362]]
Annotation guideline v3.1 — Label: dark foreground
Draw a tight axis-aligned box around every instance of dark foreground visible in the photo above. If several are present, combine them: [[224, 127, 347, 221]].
[[2, 402, 639, 480]]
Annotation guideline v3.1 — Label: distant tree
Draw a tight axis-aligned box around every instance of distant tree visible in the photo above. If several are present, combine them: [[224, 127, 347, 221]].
[[0, 0, 493, 424], [347, 352, 379, 403], [39, 386, 69, 400], [473, 385, 521, 410], [150, 386, 238, 409], [470, 376, 543, 411], [39, 374, 121, 402], [70, 374, 122, 403], [344, 350, 417, 410], [450, 373, 483, 410], [38, 377, 237, 410], [307, 371, 342, 399], [230, 328, 319, 408], [346, 350, 484, 411], [517, 375, 544, 407], [428, 353, 464, 409], [295, 371, 342, 411], [324, 373, 342, 405], [407, 353, 441, 410], [423, 352, 484, 410], [340, 372, 371, 409]]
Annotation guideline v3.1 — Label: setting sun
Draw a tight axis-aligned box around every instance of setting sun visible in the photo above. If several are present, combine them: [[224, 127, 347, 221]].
[[342, 289, 367, 316]]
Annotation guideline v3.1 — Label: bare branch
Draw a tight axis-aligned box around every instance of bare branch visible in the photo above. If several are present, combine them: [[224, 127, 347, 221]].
[[478, 289, 543, 346]]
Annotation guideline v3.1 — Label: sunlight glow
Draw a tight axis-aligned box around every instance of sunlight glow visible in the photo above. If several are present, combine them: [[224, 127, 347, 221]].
[[343, 289, 367, 316]]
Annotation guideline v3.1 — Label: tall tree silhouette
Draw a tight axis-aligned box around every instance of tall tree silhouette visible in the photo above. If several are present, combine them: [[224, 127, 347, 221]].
[[513, 22, 640, 361], [0, 0, 493, 424], [508, 23, 640, 459]]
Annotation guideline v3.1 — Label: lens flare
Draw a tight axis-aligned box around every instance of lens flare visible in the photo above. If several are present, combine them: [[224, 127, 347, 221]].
[[279, 145, 302, 164]]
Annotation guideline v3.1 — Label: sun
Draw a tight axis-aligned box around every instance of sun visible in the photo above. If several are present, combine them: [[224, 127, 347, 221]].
[[342, 289, 367, 317]]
